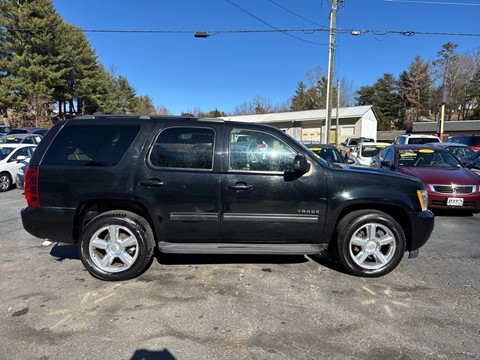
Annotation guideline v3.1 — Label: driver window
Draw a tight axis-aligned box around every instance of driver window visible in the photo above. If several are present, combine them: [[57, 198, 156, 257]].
[[229, 129, 297, 172], [384, 148, 394, 164]]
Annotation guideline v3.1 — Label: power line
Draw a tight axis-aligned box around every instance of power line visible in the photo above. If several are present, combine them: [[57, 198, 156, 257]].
[[385, 0, 480, 6], [224, 0, 326, 45], [264, 0, 328, 28], [4, 27, 480, 38]]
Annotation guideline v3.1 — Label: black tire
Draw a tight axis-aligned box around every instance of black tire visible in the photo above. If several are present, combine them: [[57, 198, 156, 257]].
[[79, 210, 155, 281], [0, 172, 12, 192], [334, 210, 406, 277]]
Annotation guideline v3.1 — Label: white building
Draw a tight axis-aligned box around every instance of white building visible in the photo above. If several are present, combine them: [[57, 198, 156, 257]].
[[221, 105, 378, 143]]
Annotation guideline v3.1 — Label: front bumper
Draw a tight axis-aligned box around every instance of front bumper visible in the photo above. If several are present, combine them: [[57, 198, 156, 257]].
[[408, 210, 434, 252]]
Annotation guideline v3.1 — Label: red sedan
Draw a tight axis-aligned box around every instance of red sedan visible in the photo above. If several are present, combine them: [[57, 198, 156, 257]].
[[371, 145, 480, 212]]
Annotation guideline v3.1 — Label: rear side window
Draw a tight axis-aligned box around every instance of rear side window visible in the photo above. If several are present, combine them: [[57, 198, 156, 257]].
[[42, 125, 140, 166], [149, 127, 214, 170]]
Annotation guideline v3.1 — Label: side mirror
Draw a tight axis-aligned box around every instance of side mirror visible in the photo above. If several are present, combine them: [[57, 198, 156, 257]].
[[16, 155, 27, 162], [293, 154, 311, 174], [347, 158, 355, 164], [380, 160, 391, 168]]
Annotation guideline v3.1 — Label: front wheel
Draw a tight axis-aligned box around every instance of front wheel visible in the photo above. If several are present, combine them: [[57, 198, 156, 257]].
[[334, 210, 406, 277], [79, 211, 155, 281]]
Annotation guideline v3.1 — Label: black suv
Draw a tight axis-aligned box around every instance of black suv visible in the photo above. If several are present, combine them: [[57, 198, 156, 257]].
[[445, 135, 480, 151], [21, 115, 434, 281]]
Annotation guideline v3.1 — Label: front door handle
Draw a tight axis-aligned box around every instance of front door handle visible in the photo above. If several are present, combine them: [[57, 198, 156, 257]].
[[140, 178, 166, 187], [227, 182, 253, 191]]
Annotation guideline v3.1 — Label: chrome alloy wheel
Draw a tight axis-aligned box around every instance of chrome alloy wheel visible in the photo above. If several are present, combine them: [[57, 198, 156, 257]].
[[348, 222, 396, 270], [88, 225, 139, 273]]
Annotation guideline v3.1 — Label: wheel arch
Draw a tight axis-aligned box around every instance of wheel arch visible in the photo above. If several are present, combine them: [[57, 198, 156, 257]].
[[73, 199, 156, 244], [332, 203, 413, 251]]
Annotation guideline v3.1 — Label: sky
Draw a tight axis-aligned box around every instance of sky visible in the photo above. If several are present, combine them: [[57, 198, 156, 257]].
[[52, 0, 479, 115]]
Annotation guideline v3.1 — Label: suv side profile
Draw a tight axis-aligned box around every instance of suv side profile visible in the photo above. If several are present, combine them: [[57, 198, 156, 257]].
[[21, 115, 434, 281], [394, 134, 441, 145], [445, 135, 480, 151]]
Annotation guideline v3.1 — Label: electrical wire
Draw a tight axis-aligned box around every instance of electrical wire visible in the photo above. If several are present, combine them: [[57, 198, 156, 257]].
[[224, 0, 326, 45], [3, 27, 479, 38], [264, 0, 328, 28]]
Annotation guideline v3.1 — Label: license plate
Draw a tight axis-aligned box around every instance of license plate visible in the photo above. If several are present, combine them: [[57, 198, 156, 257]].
[[447, 197, 464, 206]]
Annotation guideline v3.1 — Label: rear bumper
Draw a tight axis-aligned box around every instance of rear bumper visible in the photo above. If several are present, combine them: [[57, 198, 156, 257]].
[[408, 210, 434, 252], [21, 206, 76, 243]]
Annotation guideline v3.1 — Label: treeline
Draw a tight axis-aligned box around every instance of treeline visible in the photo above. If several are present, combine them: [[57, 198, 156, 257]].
[[1, 0, 479, 130], [288, 42, 480, 131], [0, 0, 164, 127]]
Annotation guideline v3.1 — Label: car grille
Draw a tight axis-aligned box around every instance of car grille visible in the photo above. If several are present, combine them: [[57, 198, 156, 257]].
[[429, 184, 477, 194]]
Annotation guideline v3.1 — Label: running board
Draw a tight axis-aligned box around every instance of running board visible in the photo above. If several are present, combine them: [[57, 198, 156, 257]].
[[157, 242, 327, 255]]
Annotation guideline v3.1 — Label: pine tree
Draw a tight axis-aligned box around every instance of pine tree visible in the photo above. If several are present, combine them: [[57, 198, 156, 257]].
[[0, 0, 65, 125]]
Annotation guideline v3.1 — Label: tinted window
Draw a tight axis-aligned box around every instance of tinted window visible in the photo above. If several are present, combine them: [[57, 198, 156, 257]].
[[472, 137, 480, 147], [229, 129, 297, 172], [42, 125, 140, 167], [384, 148, 394, 164], [9, 147, 34, 161], [0, 146, 14, 160], [378, 147, 389, 160], [149, 127, 214, 170], [408, 137, 440, 145]]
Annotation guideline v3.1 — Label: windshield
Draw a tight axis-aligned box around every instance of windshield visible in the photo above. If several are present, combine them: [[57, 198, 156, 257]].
[[0, 147, 14, 161], [0, 136, 22, 144], [308, 146, 344, 163], [397, 148, 463, 168], [447, 145, 475, 158], [360, 144, 387, 158]]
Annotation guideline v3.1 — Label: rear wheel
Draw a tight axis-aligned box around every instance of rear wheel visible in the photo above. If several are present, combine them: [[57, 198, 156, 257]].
[[0, 172, 12, 192], [334, 210, 406, 277], [79, 211, 155, 281]]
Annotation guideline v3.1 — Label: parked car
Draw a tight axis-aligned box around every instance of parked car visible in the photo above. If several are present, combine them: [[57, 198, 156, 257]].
[[0, 144, 36, 192], [444, 134, 480, 151], [21, 115, 434, 280], [7, 127, 49, 136], [339, 137, 375, 160], [424, 142, 475, 160], [394, 134, 441, 145], [0, 125, 11, 135], [15, 157, 30, 191], [0, 134, 43, 145], [459, 150, 480, 175], [349, 142, 390, 166], [303, 143, 352, 164], [371, 144, 480, 212]]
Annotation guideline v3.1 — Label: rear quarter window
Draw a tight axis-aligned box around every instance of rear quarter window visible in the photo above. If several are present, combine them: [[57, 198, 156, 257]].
[[42, 125, 140, 166]]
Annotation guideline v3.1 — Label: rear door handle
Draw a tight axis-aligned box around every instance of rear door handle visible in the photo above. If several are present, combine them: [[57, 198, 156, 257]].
[[227, 182, 253, 191], [140, 178, 166, 187]]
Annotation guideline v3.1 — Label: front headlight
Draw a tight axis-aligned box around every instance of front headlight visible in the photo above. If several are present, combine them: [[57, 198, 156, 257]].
[[417, 190, 428, 212]]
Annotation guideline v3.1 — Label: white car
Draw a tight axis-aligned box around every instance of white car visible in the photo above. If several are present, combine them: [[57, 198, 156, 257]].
[[350, 142, 391, 166], [0, 144, 36, 192]]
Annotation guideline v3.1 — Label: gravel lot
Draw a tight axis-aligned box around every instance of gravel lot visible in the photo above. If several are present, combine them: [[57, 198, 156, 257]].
[[1, 188, 479, 360]]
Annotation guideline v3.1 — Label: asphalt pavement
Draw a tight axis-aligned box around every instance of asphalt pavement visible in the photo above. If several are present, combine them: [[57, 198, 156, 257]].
[[0, 188, 479, 360]]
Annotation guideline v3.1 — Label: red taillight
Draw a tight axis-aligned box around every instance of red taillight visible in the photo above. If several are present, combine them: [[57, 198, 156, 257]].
[[24, 165, 39, 207]]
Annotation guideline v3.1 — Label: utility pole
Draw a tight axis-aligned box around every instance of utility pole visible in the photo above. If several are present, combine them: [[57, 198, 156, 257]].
[[335, 79, 340, 146], [324, 0, 340, 144]]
